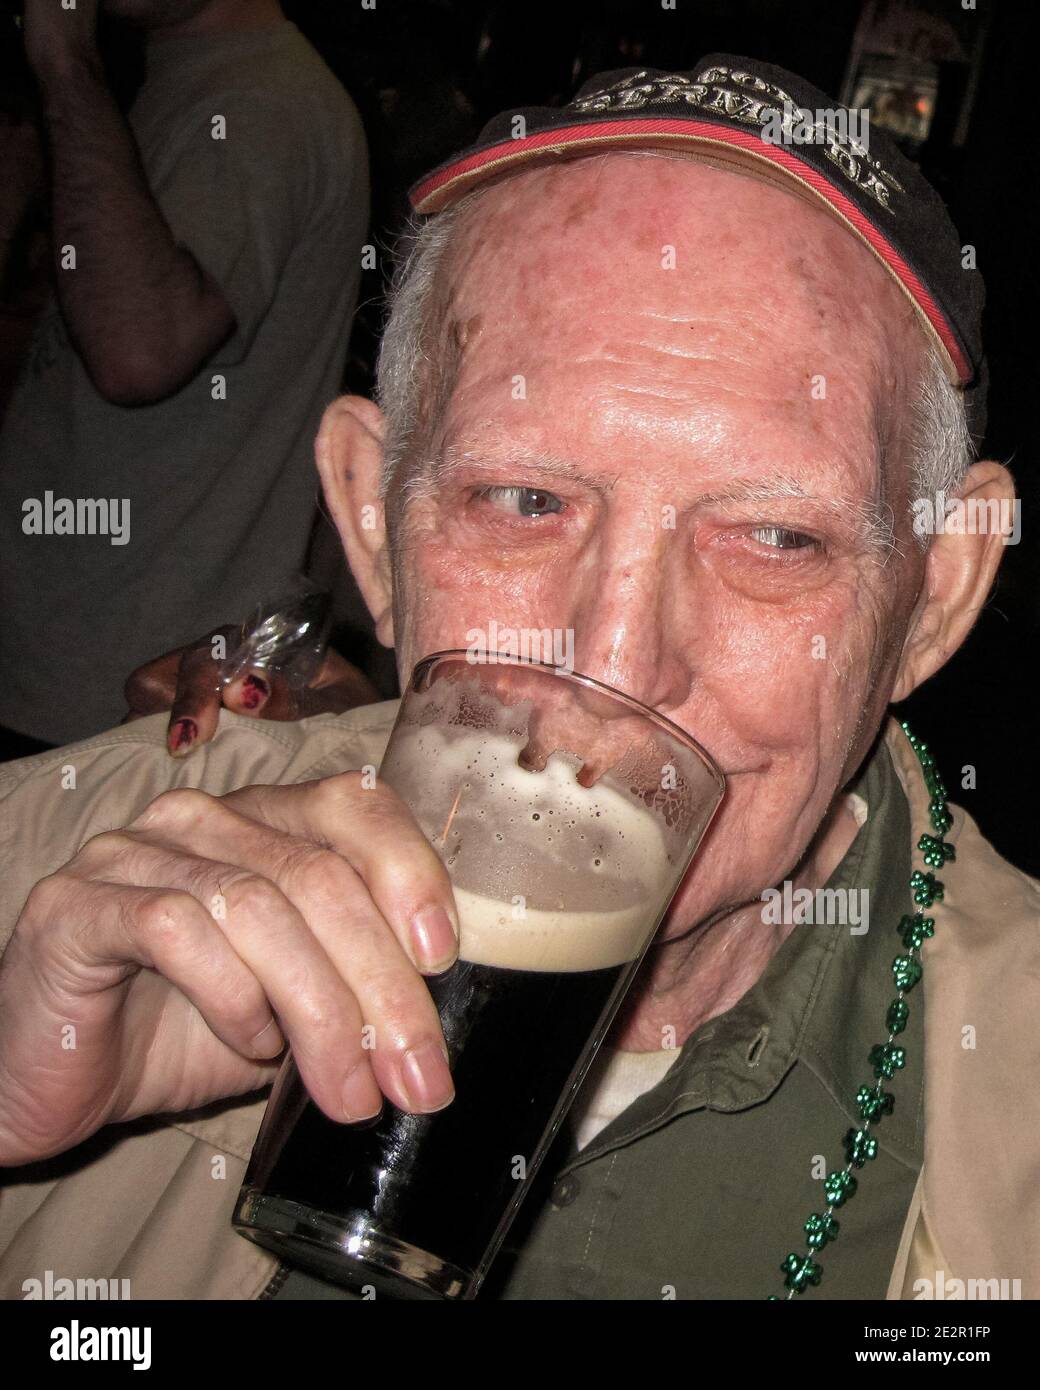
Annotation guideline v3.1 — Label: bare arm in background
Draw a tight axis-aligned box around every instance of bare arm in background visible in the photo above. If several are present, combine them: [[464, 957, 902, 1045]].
[[24, 0, 235, 404]]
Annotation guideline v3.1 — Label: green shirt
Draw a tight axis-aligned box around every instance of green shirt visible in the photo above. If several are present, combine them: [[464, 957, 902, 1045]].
[[273, 732, 920, 1300]]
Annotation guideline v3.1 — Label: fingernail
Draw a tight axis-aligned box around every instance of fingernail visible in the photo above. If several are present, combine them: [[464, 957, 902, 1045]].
[[410, 905, 459, 973], [399, 1039, 454, 1113], [341, 1064, 383, 1123], [169, 717, 197, 756], [249, 1017, 285, 1059], [239, 674, 270, 711]]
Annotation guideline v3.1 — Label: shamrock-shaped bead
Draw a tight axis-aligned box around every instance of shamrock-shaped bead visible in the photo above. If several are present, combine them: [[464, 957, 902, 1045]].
[[892, 954, 923, 991], [899, 914, 935, 951], [928, 802, 952, 835], [824, 1169, 858, 1207], [804, 1212, 840, 1249], [917, 834, 955, 868], [844, 1127, 879, 1168], [886, 998, 910, 1035], [856, 1085, 894, 1123], [869, 1042, 906, 1079], [910, 870, 944, 907], [782, 1253, 823, 1293]]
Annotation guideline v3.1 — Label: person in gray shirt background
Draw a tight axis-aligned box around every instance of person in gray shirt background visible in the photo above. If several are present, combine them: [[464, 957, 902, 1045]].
[[0, 0, 369, 750]]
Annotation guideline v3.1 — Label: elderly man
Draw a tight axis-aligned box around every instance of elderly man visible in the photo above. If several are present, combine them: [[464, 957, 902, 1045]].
[[0, 57, 1034, 1303]]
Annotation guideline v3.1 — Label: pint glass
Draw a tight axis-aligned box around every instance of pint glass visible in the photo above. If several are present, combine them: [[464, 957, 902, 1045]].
[[234, 650, 725, 1298]]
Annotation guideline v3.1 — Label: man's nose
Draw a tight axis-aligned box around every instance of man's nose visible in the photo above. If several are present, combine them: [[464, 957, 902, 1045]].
[[567, 539, 691, 716]]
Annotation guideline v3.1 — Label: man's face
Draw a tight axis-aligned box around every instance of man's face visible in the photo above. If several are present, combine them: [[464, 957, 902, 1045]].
[[385, 155, 931, 934]]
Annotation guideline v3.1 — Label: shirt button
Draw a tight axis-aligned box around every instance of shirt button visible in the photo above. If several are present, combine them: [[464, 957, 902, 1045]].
[[550, 1176, 581, 1208]]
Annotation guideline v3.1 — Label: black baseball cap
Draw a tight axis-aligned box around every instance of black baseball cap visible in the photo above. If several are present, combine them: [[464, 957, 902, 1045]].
[[410, 55, 987, 438]]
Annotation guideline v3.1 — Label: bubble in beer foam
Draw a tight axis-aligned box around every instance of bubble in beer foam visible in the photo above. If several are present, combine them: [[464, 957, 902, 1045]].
[[384, 723, 675, 971]]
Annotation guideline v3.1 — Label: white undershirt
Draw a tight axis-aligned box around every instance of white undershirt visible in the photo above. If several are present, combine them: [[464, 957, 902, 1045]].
[[569, 1044, 678, 1151]]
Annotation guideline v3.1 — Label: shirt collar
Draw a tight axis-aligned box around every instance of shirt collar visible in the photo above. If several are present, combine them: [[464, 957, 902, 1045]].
[[788, 729, 921, 1168]]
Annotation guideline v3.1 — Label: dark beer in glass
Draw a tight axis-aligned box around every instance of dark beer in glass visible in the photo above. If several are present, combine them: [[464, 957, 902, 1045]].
[[234, 651, 724, 1297]]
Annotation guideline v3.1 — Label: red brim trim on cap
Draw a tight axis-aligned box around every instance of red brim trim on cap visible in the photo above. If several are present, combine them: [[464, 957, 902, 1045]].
[[411, 118, 971, 385]]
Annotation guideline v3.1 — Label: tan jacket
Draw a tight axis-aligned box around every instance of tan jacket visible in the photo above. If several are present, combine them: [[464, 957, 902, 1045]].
[[0, 704, 1037, 1300]]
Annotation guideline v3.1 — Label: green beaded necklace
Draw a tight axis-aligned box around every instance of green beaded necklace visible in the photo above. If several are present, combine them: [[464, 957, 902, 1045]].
[[769, 721, 953, 1299]]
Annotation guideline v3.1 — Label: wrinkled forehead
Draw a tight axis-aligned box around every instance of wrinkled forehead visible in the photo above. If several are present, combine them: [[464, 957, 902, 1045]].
[[432, 154, 926, 475], [417, 153, 928, 500]]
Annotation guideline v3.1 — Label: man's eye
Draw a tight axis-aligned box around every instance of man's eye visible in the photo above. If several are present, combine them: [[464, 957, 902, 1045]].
[[749, 526, 819, 551], [477, 486, 565, 518]]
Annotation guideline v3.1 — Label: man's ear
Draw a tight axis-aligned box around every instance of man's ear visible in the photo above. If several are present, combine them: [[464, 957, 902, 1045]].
[[891, 460, 1016, 702], [314, 395, 394, 649]]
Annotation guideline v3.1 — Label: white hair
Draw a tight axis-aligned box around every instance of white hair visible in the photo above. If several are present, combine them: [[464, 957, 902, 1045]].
[[375, 165, 974, 545], [905, 340, 977, 541], [376, 197, 476, 503]]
